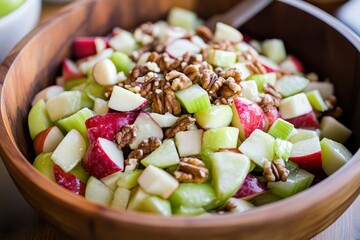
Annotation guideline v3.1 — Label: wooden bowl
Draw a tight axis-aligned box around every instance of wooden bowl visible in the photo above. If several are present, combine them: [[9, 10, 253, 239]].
[[1, 0, 360, 239]]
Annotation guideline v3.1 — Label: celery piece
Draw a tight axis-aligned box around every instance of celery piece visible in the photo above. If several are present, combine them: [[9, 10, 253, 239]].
[[306, 89, 328, 112], [276, 75, 309, 97], [247, 72, 277, 92], [267, 118, 294, 140], [57, 108, 95, 138], [175, 84, 211, 113]]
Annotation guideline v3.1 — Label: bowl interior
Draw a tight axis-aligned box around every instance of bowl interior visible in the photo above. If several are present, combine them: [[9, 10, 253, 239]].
[[1, 0, 360, 239]]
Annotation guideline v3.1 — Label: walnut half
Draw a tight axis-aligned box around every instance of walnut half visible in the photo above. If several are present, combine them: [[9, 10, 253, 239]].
[[263, 159, 290, 182], [174, 157, 208, 183]]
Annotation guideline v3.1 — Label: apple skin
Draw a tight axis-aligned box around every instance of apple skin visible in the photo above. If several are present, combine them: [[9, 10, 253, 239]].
[[53, 165, 86, 195], [73, 37, 109, 59], [289, 151, 322, 173], [264, 106, 280, 131], [233, 173, 267, 200], [286, 111, 319, 130], [82, 138, 124, 179], [33, 126, 64, 156], [85, 112, 138, 143], [231, 97, 265, 141], [279, 55, 304, 74], [62, 58, 86, 81]]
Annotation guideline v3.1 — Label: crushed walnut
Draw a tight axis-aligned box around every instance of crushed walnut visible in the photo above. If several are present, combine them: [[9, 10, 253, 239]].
[[246, 59, 267, 75], [219, 77, 242, 99], [174, 157, 208, 183], [165, 114, 196, 138], [219, 68, 243, 84], [126, 136, 162, 163], [199, 70, 225, 95], [263, 159, 290, 182], [258, 83, 282, 113], [165, 70, 193, 91], [149, 87, 182, 116], [115, 125, 137, 149]]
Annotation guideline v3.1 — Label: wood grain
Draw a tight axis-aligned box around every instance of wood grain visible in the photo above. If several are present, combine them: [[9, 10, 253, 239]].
[[0, 1, 359, 240]]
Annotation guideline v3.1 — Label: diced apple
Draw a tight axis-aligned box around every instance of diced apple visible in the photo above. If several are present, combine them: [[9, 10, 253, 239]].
[[159, 26, 188, 45], [289, 137, 322, 172], [304, 81, 334, 99], [275, 75, 309, 97], [108, 29, 137, 55], [82, 137, 124, 179], [279, 93, 313, 120], [233, 173, 266, 200], [149, 112, 178, 128], [138, 196, 172, 216], [240, 80, 259, 102], [286, 111, 319, 130], [62, 58, 86, 81], [231, 97, 265, 141], [127, 187, 150, 211], [175, 129, 203, 157], [261, 38, 286, 63], [33, 152, 56, 181], [306, 90, 328, 112], [214, 22, 243, 43], [167, 7, 198, 30], [137, 165, 179, 199], [92, 58, 118, 86], [279, 55, 304, 74], [194, 104, 233, 129], [274, 138, 293, 161], [206, 49, 237, 68], [257, 55, 280, 73], [320, 116, 352, 144], [117, 169, 143, 189], [247, 72, 277, 92], [28, 99, 53, 140], [209, 151, 250, 201], [111, 187, 131, 210], [93, 98, 109, 115], [100, 171, 123, 191], [31, 85, 64, 106], [129, 111, 164, 149], [51, 129, 87, 172], [231, 62, 252, 80], [73, 37, 108, 59], [175, 84, 211, 113], [86, 111, 137, 142], [264, 106, 280, 131], [141, 139, 180, 168], [173, 206, 206, 216], [109, 51, 134, 75], [202, 127, 239, 152], [166, 39, 200, 58], [288, 128, 319, 143], [64, 78, 87, 91], [108, 86, 148, 112], [238, 129, 274, 167], [33, 126, 64, 156], [235, 41, 259, 57], [53, 165, 86, 195], [57, 108, 95, 138], [249, 191, 282, 206], [78, 48, 114, 74], [320, 138, 353, 176], [85, 176, 113, 206]]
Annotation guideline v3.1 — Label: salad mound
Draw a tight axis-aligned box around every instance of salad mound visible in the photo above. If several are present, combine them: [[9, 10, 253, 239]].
[[28, 7, 353, 216]]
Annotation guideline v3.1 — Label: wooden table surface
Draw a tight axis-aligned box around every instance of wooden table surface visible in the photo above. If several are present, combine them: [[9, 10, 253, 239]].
[[0, 2, 359, 240]]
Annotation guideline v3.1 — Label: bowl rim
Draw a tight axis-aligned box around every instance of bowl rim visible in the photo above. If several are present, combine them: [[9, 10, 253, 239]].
[[1, 0, 360, 233]]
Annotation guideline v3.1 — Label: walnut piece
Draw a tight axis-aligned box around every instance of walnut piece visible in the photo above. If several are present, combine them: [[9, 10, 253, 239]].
[[258, 83, 282, 113], [246, 59, 267, 74], [219, 68, 242, 84], [174, 157, 209, 183], [219, 77, 242, 99], [149, 87, 181, 116], [195, 25, 213, 42], [263, 159, 290, 182], [165, 114, 196, 138], [127, 137, 162, 161], [115, 125, 137, 149], [165, 70, 193, 91], [199, 70, 225, 94]]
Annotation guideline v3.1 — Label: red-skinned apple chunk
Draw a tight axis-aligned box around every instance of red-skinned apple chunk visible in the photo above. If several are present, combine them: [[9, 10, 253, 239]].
[[289, 137, 322, 172], [85, 112, 137, 142], [286, 111, 319, 130], [82, 137, 125, 179], [233, 173, 266, 200], [231, 97, 265, 141], [54, 165, 86, 195], [33, 126, 64, 156]]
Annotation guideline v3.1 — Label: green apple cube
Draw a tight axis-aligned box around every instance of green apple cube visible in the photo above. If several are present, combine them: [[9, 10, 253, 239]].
[[109, 51, 134, 75], [51, 129, 87, 172], [175, 84, 211, 113], [57, 108, 95, 138], [275, 75, 309, 97], [206, 49, 237, 68], [0, 0, 24, 17], [108, 30, 138, 55], [173, 205, 206, 216], [167, 7, 198, 30], [288, 128, 319, 143], [249, 192, 282, 206], [225, 198, 254, 213], [117, 169, 143, 189], [169, 183, 216, 209], [238, 129, 275, 167], [137, 165, 179, 199], [267, 118, 294, 140], [149, 112, 178, 128], [28, 99, 53, 139], [261, 39, 286, 63], [306, 90, 328, 112], [214, 22, 243, 43], [194, 104, 233, 129], [138, 196, 172, 216], [202, 127, 239, 152], [111, 187, 131, 210], [247, 72, 277, 92], [141, 139, 180, 168], [70, 163, 89, 184], [267, 169, 314, 198], [320, 138, 353, 176], [64, 78, 87, 91], [33, 152, 56, 181], [93, 98, 109, 115], [320, 116, 352, 144], [101, 171, 123, 191], [45, 91, 93, 122], [85, 176, 114, 206], [175, 129, 203, 157], [209, 151, 250, 201], [127, 187, 150, 211], [274, 138, 293, 161]]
